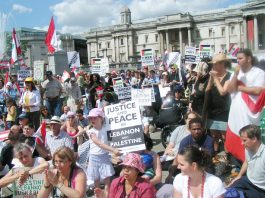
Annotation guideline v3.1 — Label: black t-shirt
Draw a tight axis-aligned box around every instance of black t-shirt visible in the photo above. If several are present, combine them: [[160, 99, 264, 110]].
[[0, 144, 14, 169]]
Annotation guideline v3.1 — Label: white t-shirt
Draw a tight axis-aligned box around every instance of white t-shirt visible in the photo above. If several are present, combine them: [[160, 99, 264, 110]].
[[173, 172, 226, 198], [86, 125, 109, 155]]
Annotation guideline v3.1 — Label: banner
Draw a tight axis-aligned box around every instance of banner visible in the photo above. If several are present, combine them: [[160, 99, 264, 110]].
[[91, 58, 109, 76], [131, 88, 152, 106], [104, 101, 145, 153], [12, 168, 44, 197], [116, 86, 131, 100], [185, 46, 196, 64], [67, 51, 80, 68], [141, 49, 154, 67], [166, 52, 181, 67], [33, 60, 45, 81]]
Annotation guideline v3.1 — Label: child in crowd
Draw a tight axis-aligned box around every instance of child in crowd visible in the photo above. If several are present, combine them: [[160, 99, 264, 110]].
[[5, 98, 17, 129]]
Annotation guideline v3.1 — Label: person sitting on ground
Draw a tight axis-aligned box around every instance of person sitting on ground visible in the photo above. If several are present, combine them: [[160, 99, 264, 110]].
[[45, 116, 73, 157], [37, 146, 87, 198], [95, 153, 156, 198], [173, 145, 226, 198], [162, 111, 200, 161], [166, 117, 214, 184], [19, 123, 50, 160], [0, 143, 48, 197], [61, 111, 79, 151], [228, 124, 265, 197], [60, 105, 70, 123]]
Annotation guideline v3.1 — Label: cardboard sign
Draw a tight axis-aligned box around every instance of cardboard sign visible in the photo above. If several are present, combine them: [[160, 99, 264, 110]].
[[116, 86, 132, 100], [33, 60, 45, 81], [104, 101, 145, 153], [159, 85, 171, 98], [185, 46, 196, 64], [67, 51, 81, 68], [141, 49, 154, 67], [12, 168, 44, 197], [18, 70, 31, 81], [131, 89, 152, 106], [112, 77, 124, 92], [200, 44, 211, 58], [91, 58, 109, 76]]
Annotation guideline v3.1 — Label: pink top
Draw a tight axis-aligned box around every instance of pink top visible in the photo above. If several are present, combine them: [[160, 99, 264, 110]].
[[109, 176, 156, 198]]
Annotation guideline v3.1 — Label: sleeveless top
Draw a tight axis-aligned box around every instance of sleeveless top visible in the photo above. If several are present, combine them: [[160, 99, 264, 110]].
[[52, 167, 79, 198]]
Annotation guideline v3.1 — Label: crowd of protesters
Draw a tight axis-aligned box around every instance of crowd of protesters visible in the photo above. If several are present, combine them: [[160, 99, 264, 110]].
[[0, 48, 264, 197]]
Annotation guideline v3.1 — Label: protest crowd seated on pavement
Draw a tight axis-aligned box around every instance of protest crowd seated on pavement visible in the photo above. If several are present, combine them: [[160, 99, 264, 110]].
[[0, 48, 264, 198]]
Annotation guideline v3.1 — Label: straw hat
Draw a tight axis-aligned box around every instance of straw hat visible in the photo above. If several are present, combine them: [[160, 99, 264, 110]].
[[209, 53, 231, 64]]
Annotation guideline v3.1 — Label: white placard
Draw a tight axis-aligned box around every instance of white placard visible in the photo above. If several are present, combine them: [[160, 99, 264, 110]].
[[91, 58, 109, 76], [67, 51, 81, 68], [33, 60, 45, 81], [104, 101, 146, 153], [131, 88, 152, 106], [159, 85, 171, 98]]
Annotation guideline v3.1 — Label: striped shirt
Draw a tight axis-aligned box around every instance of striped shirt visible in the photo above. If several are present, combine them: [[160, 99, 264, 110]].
[[45, 130, 73, 155]]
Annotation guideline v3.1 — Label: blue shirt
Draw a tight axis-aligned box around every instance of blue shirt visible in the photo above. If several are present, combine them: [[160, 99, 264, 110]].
[[178, 134, 214, 156]]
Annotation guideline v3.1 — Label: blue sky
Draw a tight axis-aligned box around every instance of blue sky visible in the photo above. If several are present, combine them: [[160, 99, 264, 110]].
[[0, 0, 247, 34]]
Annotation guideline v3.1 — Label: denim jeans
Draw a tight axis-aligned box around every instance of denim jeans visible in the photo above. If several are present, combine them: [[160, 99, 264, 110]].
[[44, 99, 61, 116]]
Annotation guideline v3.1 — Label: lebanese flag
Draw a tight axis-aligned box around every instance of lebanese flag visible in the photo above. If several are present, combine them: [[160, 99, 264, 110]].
[[225, 82, 265, 162], [45, 16, 58, 54], [34, 122, 47, 145], [10, 28, 22, 65], [228, 44, 239, 57], [61, 70, 70, 82], [0, 130, 9, 141]]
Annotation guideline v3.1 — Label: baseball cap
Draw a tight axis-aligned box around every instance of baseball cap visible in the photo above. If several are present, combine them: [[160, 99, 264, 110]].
[[18, 113, 29, 120]]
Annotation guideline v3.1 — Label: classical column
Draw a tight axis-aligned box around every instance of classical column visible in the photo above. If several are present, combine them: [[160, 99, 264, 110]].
[[243, 18, 248, 48], [226, 24, 230, 52], [112, 37, 116, 62], [115, 36, 120, 62], [254, 15, 259, 51], [126, 35, 129, 61], [188, 28, 191, 46], [179, 28, 183, 54], [87, 42, 91, 65], [165, 30, 169, 51], [159, 31, 164, 54]]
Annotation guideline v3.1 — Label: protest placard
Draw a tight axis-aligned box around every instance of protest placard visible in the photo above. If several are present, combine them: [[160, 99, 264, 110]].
[[12, 168, 44, 198], [141, 49, 154, 67], [131, 88, 152, 106], [159, 85, 171, 98], [33, 60, 45, 81], [112, 77, 124, 92], [67, 51, 81, 68], [116, 86, 131, 100], [200, 44, 211, 58], [91, 58, 109, 76], [104, 101, 146, 153], [185, 46, 196, 64], [18, 69, 31, 81]]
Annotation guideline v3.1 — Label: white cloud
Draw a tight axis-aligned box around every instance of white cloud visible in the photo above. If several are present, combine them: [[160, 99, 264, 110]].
[[50, 0, 238, 34], [12, 4, 32, 13]]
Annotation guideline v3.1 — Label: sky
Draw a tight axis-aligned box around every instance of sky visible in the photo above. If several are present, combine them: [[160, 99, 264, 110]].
[[0, 0, 248, 34]]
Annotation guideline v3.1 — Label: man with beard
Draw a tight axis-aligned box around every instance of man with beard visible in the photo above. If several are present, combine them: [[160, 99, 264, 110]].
[[0, 125, 21, 173]]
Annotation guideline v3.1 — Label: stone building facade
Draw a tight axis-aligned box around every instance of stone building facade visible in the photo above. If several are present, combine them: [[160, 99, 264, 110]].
[[85, 0, 265, 69]]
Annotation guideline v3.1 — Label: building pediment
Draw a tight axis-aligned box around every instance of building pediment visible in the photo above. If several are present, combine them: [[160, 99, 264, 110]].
[[242, 0, 265, 15]]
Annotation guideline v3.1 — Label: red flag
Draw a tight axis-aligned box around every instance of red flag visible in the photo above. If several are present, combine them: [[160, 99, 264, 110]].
[[4, 72, 8, 85], [45, 17, 58, 54], [34, 122, 47, 145], [247, 19, 254, 41], [0, 130, 9, 141], [10, 28, 22, 65]]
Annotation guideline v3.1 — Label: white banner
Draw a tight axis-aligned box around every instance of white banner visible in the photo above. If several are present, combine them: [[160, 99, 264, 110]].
[[104, 101, 146, 153], [185, 46, 197, 64], [131, 88, 152, 106], [67, 51, 81, 68]]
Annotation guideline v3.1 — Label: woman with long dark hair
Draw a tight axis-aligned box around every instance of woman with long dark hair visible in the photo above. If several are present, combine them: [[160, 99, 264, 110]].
[[173, 146, 226, 198], [19, 77, 41, 129]]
